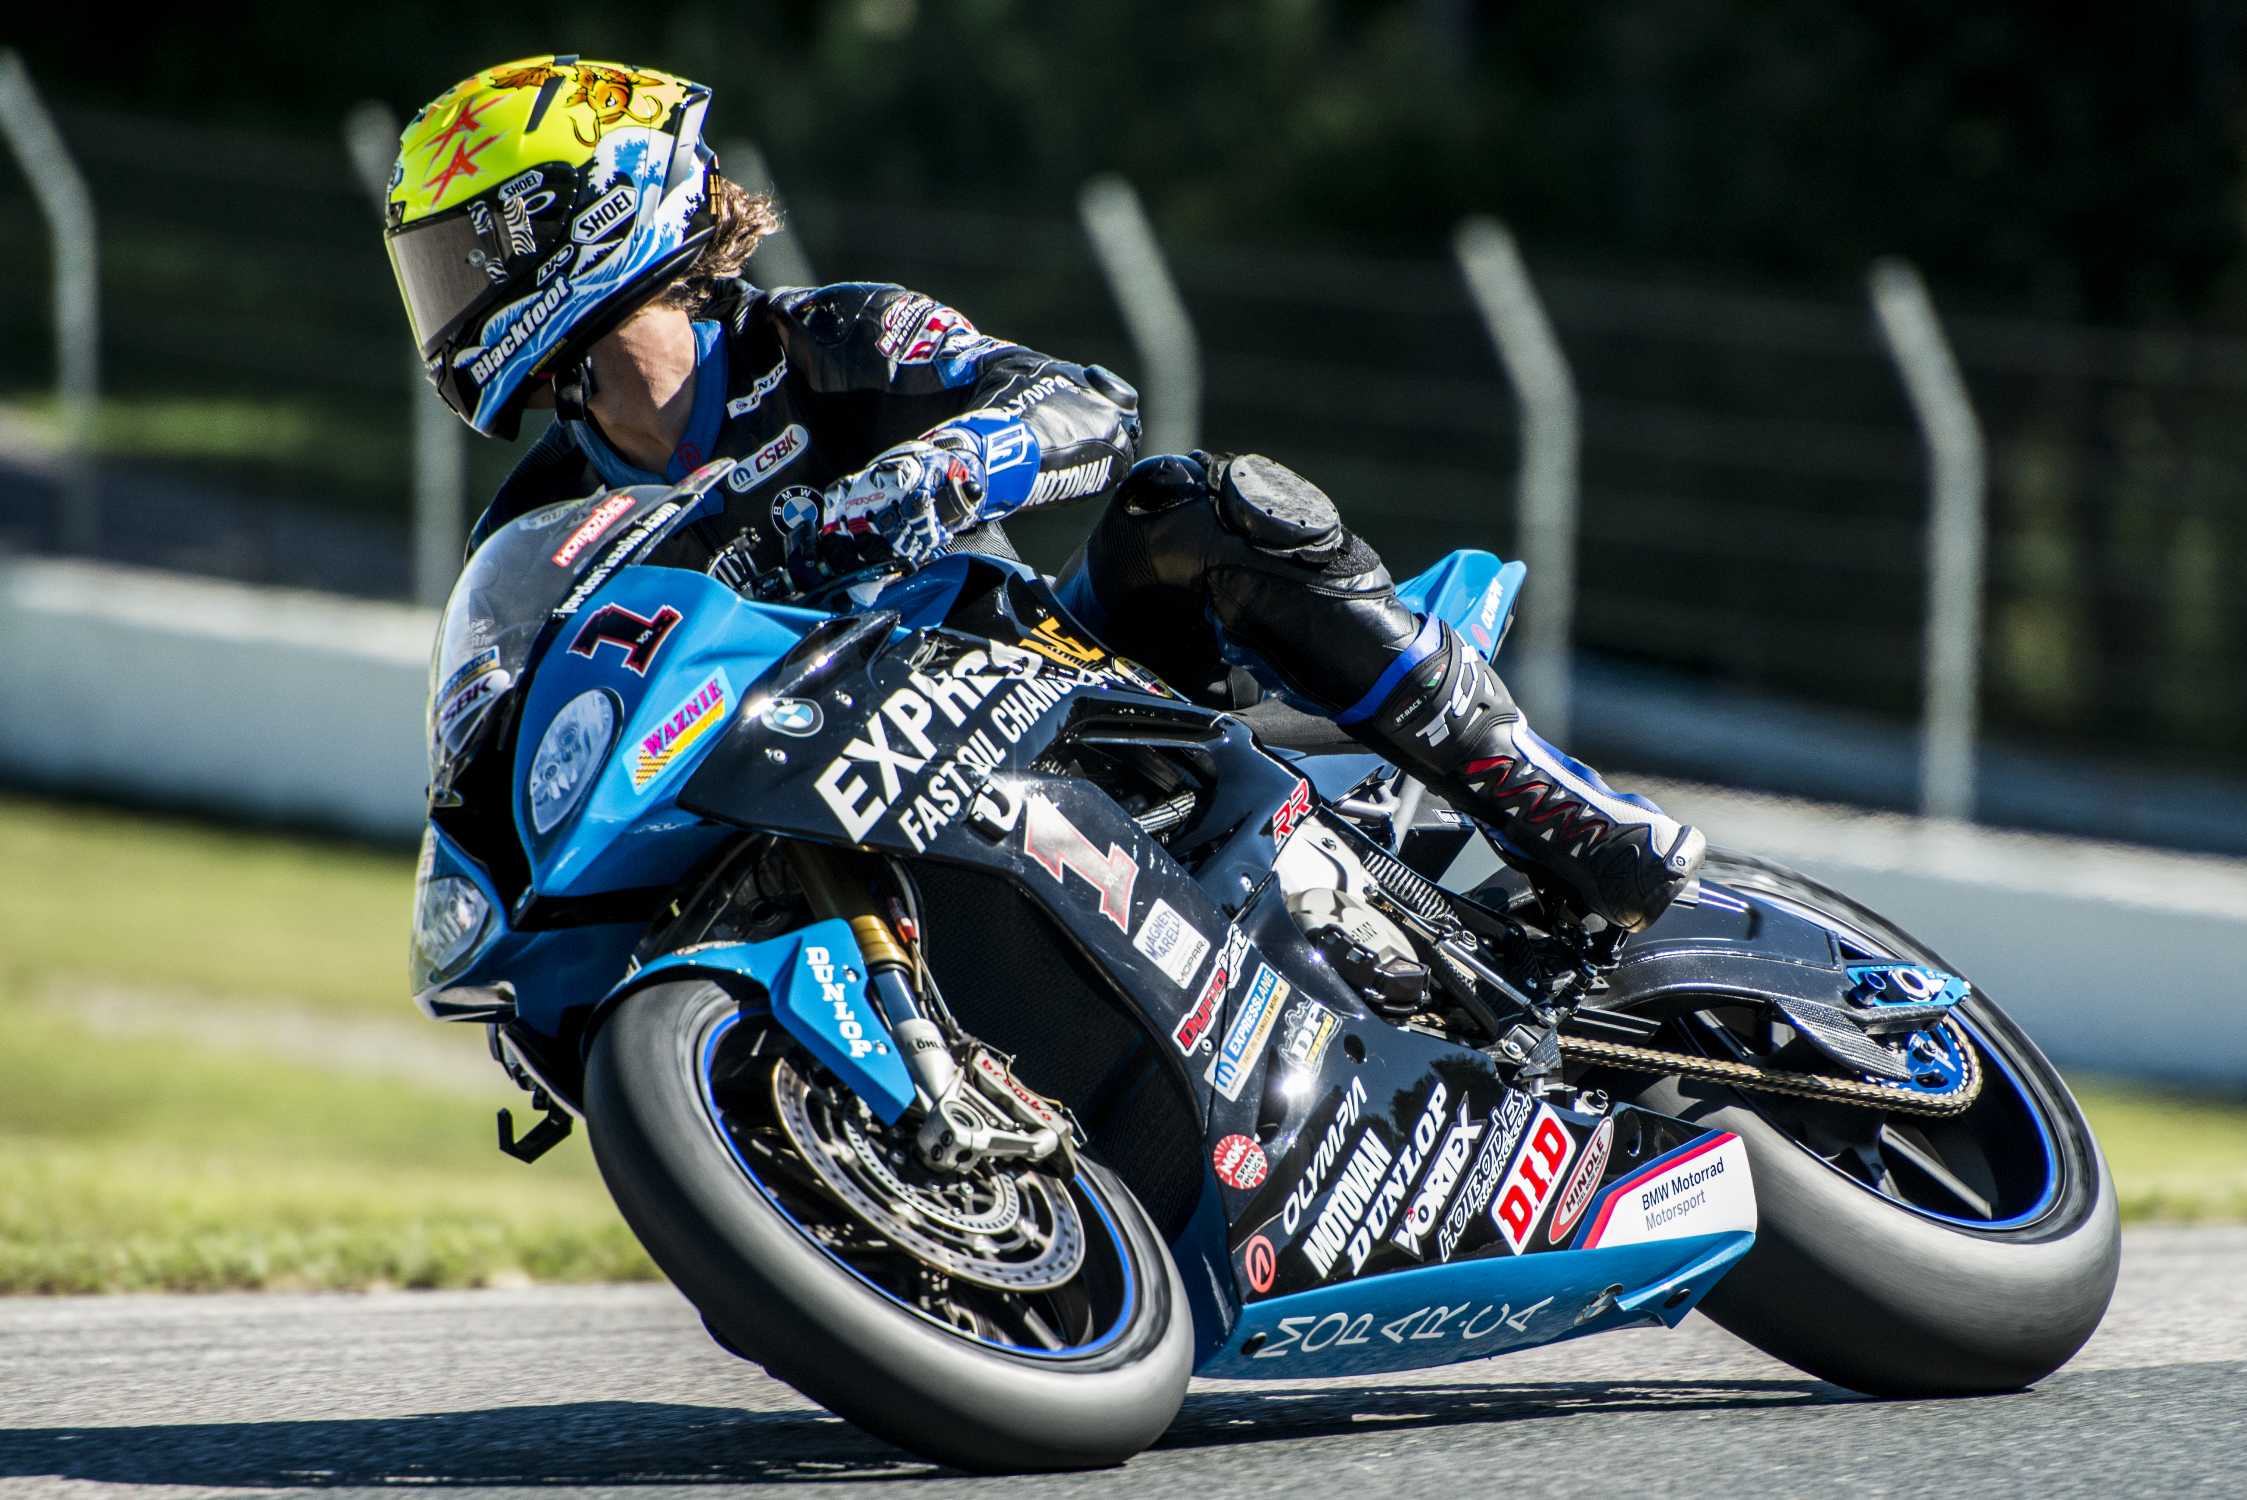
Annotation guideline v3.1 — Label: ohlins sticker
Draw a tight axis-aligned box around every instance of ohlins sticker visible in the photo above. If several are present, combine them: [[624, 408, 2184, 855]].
[[804, 943, 886, 1060], [568, 603, 682, 676], [1437, 1091, 1532, 1262], [1491, 1102, 1577, 1253], [1172, 925, 1250, 1055], [1207, 963, 1290, 1102], [1022, 794, 1136, 933], [812, 645, 1096, 849], [1545, 1115, 1616, 1246], [1279, 1075, 1369, 1236], [551, 494, 637, 566], [1391, 1096, 1487, 1258], [1329, 1082, 1452, 1279], [630, 670, 731, 792]]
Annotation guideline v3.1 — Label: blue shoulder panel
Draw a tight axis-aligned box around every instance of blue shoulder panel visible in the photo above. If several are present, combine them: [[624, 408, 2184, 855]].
[[622, 917, 916, 1123]]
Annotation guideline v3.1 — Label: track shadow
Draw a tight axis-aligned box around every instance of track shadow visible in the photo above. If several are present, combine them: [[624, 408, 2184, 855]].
[[1165, 1373, 1865, 1452], [0, 1400, 932, 1488], [0, 1377, 1860, 1488]]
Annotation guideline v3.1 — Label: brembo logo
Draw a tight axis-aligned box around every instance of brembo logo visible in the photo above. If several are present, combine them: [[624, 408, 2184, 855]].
[[804, 944, 884, 1060]]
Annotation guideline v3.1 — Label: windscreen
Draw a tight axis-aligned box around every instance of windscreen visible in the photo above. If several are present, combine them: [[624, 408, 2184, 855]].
[[425, 485, 678, 798]]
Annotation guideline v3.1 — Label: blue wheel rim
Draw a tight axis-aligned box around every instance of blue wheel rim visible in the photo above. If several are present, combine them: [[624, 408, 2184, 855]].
[[696, 1009, 1138, 1359]]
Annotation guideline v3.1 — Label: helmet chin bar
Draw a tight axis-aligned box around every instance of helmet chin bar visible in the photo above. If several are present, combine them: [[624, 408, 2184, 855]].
[[553, 356, 598, 426]]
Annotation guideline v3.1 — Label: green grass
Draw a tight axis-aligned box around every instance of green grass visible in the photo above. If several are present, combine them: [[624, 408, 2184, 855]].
[[0, 794, 2242, 1293]]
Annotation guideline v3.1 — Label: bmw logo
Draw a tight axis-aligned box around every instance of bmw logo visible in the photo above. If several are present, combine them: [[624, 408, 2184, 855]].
[[760, 697, 823, 737], [772, 485, 822, 533]]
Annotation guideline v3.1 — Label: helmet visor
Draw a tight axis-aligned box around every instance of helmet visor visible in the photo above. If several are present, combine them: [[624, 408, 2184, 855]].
[[387, 207, 505, 359]]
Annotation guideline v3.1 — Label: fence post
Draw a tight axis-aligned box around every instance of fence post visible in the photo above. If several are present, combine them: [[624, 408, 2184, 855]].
[[1078, 174, 1200, 456], [0, 51, 100, 555], [719, 139, 819, 290], [343, 101, 467, 608], [1454, 217, 1578, 740], [1870, 258, 1985, 823]]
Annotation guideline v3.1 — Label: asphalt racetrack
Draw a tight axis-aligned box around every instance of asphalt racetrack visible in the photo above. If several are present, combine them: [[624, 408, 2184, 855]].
[[3, 1227, 2238, 1498]]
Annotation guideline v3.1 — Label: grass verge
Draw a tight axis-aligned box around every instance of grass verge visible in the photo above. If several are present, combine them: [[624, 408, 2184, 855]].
[[1, 794, 2243, 1292]]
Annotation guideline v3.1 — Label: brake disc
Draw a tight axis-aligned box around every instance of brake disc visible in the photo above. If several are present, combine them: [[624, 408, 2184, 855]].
[[771, 1056, 1087, 1292]]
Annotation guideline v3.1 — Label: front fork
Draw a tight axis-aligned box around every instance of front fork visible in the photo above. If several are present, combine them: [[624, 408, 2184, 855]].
[[787, 843, 1077, 1175]]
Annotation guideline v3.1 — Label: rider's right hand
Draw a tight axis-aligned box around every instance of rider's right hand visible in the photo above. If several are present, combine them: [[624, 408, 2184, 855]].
[[819, 434, 988, 569]]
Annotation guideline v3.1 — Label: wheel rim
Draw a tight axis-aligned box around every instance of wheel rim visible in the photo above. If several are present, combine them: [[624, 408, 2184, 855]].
[[695, 1008, 1140, 1358], [1690, 881, 2064, 1233]]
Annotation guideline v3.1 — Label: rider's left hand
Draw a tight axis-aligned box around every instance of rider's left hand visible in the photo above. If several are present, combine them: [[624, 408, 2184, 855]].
[[820, 435, 987, 568]]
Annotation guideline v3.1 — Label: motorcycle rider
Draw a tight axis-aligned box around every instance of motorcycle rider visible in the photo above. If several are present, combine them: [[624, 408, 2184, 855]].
[[383, 56, 1705, 931]]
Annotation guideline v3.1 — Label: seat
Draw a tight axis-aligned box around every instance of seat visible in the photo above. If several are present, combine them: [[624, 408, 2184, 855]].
[[1235, 697, 1364, 755]]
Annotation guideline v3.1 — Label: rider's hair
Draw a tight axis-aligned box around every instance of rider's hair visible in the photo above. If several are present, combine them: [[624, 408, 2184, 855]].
[[656, 171, 783, 314]]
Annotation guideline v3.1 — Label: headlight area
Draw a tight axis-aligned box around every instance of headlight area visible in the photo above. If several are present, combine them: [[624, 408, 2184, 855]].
[[528, 689, 619, 835], [412, 867, 493, 989]]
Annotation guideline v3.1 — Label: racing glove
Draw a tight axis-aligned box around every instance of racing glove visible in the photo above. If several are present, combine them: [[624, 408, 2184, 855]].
[[819, 414, 1042, 568]]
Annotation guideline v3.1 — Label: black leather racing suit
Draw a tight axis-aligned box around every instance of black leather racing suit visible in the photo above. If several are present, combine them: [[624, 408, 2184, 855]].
[[472, 278, 1703, 928]]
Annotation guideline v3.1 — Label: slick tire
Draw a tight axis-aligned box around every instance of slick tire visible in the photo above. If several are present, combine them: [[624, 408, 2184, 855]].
[[585, 980, 1193, 1471], [1620, 852, 2120, 1397]]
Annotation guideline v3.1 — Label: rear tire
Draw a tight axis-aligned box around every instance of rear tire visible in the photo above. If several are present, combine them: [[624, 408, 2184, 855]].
[[586, 979, 1193, 1470], [1620, 853, 2120, 1396]]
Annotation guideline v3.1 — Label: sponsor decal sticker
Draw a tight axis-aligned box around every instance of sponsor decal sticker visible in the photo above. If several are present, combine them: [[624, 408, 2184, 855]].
[[1207, 963, 1290, 1102], [1172, 925, 1250, 1054], [811, 643, 1093, 850], [1545, 1115, 1615, 1246], [571, 182, 636, 244], [551, 494, 637, 566], [803, 942, 887, 1060], [1280, 1075, 1369, 1236], [1491, 1103, 1578, 1253], [1270, 778, 1313, 842], [730, 423, 807, 490], [1438, 1091, 1533, 1262], [1301, 1128, 1393, 1277], [1392, 1096, 1487, 1257], [1576, 1131, 1754, 1250], [629, 669, 731, 792], [553, 502, 681, 616], [726, 357, 788, 418], [1249, 1296, 1553, 1360], [1334, 1082, 1450, 1277], [567, 602, 682, 676], [1133, 898, 1211, 990], [1026, 457, 1113, 506], [1242, 1234, 1277, 1294], [759, 697, 823, 737], [1212, 1134, 1269, 1191], [435, 649, 510, 747], [1275, 999, 1337, 1073]]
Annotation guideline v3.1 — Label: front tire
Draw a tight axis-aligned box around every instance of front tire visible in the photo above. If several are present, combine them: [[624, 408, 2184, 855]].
[[1620, 853, 2120, 1396], [586, 979, 1193, 1470]]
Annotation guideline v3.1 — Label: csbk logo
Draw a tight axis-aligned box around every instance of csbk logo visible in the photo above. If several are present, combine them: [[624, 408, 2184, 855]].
[[1546, 1115, 1616, 1246]]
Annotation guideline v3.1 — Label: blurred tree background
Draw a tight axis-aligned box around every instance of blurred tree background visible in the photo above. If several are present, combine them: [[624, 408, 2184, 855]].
[[20, 1, 2244, 324], [4, 2, 2242, 830]]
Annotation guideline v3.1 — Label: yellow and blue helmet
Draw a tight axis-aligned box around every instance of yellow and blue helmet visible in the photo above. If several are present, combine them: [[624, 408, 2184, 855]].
[[383, 56, 715, 437]]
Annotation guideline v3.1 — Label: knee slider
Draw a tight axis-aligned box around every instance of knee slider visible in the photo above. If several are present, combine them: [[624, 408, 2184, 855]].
[[1216, 453, 1344, 554]]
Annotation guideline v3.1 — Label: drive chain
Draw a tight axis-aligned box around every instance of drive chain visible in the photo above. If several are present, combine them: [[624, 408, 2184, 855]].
[[1558, 1017, 1984, 1117]]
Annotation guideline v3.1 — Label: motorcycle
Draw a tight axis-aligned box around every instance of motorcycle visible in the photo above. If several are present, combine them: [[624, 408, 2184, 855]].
[[412, 460, 2119, 1470]]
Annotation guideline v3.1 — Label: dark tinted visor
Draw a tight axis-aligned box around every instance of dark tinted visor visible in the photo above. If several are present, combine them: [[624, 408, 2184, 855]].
[[387, 208, 503, 358]]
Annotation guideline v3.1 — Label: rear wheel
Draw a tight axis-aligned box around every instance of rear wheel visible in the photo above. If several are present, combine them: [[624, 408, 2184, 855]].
[[1616, 852, 2120, 1395], [586, 979, 1192, 1470]]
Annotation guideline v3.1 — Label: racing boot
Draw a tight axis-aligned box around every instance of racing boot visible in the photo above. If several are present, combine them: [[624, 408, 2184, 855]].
[[1348, 619, 1704, 930]]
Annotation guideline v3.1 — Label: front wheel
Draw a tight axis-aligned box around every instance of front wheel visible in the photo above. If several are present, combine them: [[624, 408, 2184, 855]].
[[1616, 852, 2120, 1396], [585, 979, 1192, 1470]]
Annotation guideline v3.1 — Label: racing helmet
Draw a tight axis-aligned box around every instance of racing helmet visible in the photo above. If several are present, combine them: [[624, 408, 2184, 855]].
[[383, 56, 716, 438]]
